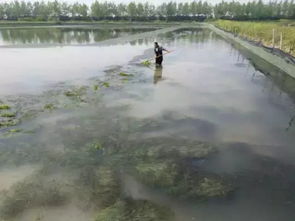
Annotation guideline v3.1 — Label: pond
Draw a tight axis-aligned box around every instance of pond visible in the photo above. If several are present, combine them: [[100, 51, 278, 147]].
[[0, 26, 295, 221]]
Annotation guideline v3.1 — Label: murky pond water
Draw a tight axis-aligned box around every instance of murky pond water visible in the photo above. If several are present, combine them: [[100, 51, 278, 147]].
[[0, 26, 295, 221], [0, 26, 155, 95]]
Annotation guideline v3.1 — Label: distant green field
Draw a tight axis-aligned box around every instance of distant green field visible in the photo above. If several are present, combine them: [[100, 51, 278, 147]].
[[213, 20, 295, 57]]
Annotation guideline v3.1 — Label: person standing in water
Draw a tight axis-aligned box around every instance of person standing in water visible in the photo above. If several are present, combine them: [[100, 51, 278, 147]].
[[154, 42, 168, 66]]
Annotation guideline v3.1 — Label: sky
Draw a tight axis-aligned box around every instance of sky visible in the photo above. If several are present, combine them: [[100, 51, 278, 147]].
[[1, 0, 259, 5]]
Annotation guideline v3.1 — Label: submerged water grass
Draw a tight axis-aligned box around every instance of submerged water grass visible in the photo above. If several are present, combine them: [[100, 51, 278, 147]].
[[0, 102, 235, 220], [0, 176, 67, 218], [128, 138, 233, 200], [96, 199, 173, 221], [1, 28, 294, 220]]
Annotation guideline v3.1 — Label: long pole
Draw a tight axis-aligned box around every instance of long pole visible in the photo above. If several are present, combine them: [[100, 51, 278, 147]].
[[147, 50, 174, 61]]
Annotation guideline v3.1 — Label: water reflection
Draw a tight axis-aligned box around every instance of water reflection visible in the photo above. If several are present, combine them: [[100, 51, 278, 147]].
[[153, 66, 163, 84], [228, 34, 295, 103], [0, 44, 148, 95], [286, 114, 295, 131], [0, 28, 155, 46]]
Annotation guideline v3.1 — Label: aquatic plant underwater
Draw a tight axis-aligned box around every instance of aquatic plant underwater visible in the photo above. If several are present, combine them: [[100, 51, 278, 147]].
[[0, 105, 235, 220], [1, 96, 292, 220], [0, 65, 236, 220], [1, 33, 295, 221]]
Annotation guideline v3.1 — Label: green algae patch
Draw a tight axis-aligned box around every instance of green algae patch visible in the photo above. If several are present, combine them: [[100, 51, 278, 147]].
[[141, 60, 152, 66], [0, 112, 16, 118], [0, 104, 11, 110], [122, 78, 129, 83], [102, 82, 110, 88], [93, 85, 100, 91], [96, 199, 173, 221], [62, 86, 89, 104], [64, 86, 88, 97], [44, 103, 56, 110], [8, 128, 22, 133], [0, 119, 19, 127], [119, 72, 134, 77], [64, 91, 76, 97], [93, 142, 103, 150]]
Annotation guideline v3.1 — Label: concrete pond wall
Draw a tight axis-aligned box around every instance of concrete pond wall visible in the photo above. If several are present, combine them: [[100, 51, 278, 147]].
[[204, 23, 295, 80]]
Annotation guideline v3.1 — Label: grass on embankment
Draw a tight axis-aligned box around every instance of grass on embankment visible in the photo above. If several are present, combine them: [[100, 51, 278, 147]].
[[213, 20, 295, 57]]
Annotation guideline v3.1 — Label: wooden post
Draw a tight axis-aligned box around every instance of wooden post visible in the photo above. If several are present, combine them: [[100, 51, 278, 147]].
[[272, 28, 275, 49], [280, 32, 283, 50]]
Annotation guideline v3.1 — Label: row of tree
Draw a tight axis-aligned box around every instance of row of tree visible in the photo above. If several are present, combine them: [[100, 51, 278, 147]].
[[0, 0, 295, 21], [215, 0, 295, 20]]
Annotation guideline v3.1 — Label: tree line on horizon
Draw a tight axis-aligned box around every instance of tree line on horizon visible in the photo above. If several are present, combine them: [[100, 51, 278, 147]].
[[0, 0, 294, 22]]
